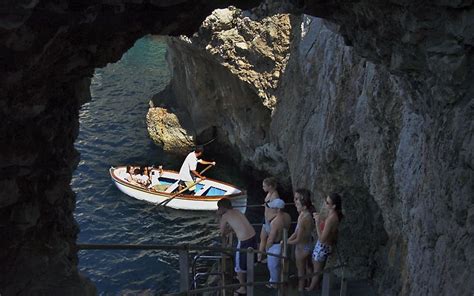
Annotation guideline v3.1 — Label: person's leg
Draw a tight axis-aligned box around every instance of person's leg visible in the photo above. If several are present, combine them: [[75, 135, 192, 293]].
[[235, 272, 246, 294], [307, 241, 329, 291], [304, 251, 313, 288], [185, 181, 196, 193], [295, 247, 306, 291], [258, 227, 267, 262], [266, 244, 281, 287], [234, 241, 247, 294], [307, 260, 325, 290]]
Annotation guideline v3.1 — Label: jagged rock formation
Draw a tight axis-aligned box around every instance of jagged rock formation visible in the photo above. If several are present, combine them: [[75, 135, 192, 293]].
[[146, 104, 194, 155], [148, 7, 292, 161], [299, 0, 474, 104], [150, 6, 473, 296], [0, 1, 258, 295]]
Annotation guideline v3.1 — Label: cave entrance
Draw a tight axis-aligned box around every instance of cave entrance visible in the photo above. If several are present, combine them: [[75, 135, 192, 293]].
[[72, 35, 183, 293], [71, 34, 254, 294]]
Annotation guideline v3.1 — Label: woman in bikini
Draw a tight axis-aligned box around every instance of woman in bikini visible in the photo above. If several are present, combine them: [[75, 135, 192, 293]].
[[307, 192, 343, 291], [258, 177, 280, 263], [288, 189, 315, 291]]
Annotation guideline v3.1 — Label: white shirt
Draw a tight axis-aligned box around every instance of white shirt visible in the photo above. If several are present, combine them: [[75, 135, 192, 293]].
[[149, 170, 161, 187], [178, 152, 201, 181], [135, 174, 149, 185]]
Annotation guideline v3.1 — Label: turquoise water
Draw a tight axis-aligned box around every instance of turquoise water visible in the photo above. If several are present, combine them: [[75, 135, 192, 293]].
[[72, 36, 236, 295]]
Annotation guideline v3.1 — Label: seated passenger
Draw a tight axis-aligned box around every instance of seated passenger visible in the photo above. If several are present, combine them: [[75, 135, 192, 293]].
[[123, 166, 133, 181], [124, 166, 141, 186], [148, 166, 168, 192], [132, 167, 149, 186]]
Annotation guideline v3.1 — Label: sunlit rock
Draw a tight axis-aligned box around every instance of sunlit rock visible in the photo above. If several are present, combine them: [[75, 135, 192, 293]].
[[146, 105, 194, 155]]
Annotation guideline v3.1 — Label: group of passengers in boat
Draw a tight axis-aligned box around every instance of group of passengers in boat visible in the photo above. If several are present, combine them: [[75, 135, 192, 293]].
[[121, 145, 216, 194], [217, 178, 343, 295], [123, 165, 167, 191]]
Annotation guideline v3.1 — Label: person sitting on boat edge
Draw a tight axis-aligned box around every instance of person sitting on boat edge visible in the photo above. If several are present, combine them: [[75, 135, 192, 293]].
[[217, 198, 257, 296], [124, 166, 141, 186], [148, 165, 168, 192], [177, 145, 216, 192]]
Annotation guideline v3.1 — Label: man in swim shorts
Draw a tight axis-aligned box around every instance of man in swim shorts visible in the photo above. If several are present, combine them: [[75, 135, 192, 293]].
[[217, 198, 257, 295]]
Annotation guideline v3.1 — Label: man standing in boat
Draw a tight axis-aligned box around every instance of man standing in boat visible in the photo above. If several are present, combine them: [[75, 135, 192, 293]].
[[178, 145, 216, 192]]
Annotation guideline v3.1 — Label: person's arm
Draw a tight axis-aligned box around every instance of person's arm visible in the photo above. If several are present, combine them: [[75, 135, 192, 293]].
[[191, 170, 205, 180], [287, 231, 297, 244], [219, 214, 228, 236], [198, 159, 216, 166], [288, 220, 305, 245]]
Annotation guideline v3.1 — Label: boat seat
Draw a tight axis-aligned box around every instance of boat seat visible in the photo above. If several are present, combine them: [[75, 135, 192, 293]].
[[165, 181, 179, 193], [194, 184, 211, 196]]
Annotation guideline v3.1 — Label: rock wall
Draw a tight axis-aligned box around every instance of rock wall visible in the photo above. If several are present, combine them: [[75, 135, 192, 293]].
[[0, 1, 258, 295], [150, 7, 292, 173], [152, 8, 473, 296], [273, 16, 473, 295], [298, 0, 474, 104]]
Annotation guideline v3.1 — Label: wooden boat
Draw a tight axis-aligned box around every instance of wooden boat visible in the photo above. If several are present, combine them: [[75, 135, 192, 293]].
[[110, 166, 247, 211]]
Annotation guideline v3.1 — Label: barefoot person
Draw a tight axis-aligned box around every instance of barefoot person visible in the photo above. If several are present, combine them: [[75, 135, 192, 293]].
[[288, 189, 315, 291], [217, 198, 257, 296], [258, 177, 280, 263], [178, 146, 216, 192], [265, 198, 291, 288], [307, 192, 343, 291]]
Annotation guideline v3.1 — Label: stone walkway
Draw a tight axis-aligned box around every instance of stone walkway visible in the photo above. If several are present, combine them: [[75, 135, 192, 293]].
[[248, 262, 378, 296]]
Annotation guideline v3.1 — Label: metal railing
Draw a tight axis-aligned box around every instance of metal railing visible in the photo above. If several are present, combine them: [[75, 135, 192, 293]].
[[78, 228, 346, 296]]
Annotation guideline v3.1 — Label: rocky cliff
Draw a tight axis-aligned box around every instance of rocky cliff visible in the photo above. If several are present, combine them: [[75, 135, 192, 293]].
[[149, 6, 473, 296], [0, 1, 257, 295], [148, 7, 292, 163]]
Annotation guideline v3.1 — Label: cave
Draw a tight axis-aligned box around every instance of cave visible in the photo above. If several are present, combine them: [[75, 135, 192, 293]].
[[0, 0, 472, 295]]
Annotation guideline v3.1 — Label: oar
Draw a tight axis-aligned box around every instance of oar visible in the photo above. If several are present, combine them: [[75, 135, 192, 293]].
[[158, 164, 214, 208]]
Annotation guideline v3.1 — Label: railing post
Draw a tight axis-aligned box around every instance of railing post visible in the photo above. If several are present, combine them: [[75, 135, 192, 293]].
[[279, 228, 289, 296], [221, 235, 227, 296], [339, 268, 347, 296], [246, 247, 255, 296], [322, 272, 333, 296], [179, 245, 190, 294]]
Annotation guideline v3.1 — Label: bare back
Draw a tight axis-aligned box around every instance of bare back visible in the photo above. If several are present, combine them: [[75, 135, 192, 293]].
[[220, 209, 256, 241]]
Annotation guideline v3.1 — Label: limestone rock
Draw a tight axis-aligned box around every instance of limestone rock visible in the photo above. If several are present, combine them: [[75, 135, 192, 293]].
[[146, 106, 194, 155], [192, 6, 291, 110], [158, 10, 473, 296], [147, 6, 291, 172]]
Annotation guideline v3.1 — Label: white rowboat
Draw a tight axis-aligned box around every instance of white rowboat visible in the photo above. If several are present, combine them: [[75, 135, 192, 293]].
[[110, 166, 247, 211]]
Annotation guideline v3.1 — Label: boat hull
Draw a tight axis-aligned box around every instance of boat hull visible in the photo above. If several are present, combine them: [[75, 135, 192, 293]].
[[110, 167, 247, 211]]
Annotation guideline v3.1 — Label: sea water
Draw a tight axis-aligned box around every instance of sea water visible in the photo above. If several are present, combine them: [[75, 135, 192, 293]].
[[73, 36, 249, 294]]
